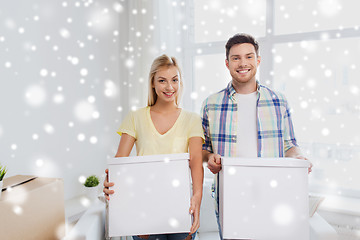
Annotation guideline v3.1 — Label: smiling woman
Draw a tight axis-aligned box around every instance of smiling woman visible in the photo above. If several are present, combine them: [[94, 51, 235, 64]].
[[152, 67, 180, 104], [148, 56, 183, 107], [103, 54, 205, 239]]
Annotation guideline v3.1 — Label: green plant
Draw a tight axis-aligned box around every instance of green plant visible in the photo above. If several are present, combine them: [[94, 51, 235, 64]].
[[84, 175, 99, 187], [0, 164, 7, 181]]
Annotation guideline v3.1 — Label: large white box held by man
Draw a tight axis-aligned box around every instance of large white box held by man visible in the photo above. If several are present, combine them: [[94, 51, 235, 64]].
[[107, 153, 192, 237], [219, 157, 309, 240]]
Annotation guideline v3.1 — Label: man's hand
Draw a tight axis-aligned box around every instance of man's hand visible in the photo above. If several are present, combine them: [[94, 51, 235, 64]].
[[285, 147, 312, 174], [207, 153, 222, 174], [293, 155, 312, 174]]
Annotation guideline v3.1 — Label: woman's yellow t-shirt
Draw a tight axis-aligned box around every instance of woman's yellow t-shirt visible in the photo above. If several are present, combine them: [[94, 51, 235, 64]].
[[117, 106, 204, 156]]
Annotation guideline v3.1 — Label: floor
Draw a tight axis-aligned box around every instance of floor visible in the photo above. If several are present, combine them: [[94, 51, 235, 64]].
[[196, 232, 220, 240]]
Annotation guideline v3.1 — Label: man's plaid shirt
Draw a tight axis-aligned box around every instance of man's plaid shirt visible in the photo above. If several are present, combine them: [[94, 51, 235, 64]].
[[201, 81, 299, 214], [201, 81, 298, 158]]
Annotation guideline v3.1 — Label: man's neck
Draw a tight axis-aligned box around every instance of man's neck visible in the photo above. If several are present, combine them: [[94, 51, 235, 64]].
[[232, 79, 257, 94]]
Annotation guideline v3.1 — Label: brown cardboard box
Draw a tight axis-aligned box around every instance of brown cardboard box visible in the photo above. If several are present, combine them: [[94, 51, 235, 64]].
[[0, 175, 65, 240]]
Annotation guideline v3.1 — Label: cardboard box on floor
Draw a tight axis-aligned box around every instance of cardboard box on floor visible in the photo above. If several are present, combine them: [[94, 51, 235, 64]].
[[0, 175, 65, 240]]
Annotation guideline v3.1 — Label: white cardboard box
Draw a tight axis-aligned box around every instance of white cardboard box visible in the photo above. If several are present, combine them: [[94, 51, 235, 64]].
[[219, 157, 309, 240], [107, 153, 192, 237]]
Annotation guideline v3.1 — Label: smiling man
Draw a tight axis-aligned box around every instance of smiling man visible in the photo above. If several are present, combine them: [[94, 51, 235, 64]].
[[201, 33, 312, 240]]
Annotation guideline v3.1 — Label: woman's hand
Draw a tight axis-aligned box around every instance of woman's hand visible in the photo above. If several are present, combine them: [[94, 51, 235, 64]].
[[189, 194, 202, 234], [103, 168, 115, 201]]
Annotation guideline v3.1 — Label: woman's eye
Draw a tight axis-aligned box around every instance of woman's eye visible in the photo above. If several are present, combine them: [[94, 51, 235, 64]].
[[173, 79, 178, 82]]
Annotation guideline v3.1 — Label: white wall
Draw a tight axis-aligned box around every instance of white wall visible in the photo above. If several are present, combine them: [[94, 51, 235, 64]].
[[0, 0, 128, 200], [0, 0, 193, 200]]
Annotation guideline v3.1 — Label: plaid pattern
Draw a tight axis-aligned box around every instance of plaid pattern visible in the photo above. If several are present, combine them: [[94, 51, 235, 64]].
[[201, 81, 298, 158], [201, 81, 299, 214]]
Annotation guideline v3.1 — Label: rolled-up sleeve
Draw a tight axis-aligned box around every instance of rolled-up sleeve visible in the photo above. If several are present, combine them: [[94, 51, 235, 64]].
[[201, 100, 213, 153], [283, 98, 298, 153]]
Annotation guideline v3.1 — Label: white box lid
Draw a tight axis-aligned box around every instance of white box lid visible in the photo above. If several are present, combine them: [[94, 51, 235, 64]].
[[222, 157, 310, 168], [107, 153, 189, 165]]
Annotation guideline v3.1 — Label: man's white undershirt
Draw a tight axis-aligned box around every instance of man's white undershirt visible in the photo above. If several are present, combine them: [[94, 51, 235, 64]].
[[234, 92, 258, 158]]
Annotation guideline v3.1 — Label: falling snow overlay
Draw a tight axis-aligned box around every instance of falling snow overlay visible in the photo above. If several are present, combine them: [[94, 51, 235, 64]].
[[0, 2, 360, 231]]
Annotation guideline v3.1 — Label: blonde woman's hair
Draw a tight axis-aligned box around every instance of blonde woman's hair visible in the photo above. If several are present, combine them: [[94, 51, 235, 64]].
[[147, 54, 183, 106]]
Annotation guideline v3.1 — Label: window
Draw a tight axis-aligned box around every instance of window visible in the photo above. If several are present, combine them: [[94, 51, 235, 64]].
[[274, 0, 360, 35], [273, 38, 360, 197], [193, 54, 229, 112], [194, 0, 266, 43], [186, 0, 360, 198]]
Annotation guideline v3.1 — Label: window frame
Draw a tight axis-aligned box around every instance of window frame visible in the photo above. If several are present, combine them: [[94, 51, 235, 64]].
[[182, 0, 360, 198]]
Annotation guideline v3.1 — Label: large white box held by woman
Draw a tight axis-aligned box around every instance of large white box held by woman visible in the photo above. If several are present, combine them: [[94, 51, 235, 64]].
[[107, 153, 192, 237], [219, 157, 309, 240]]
